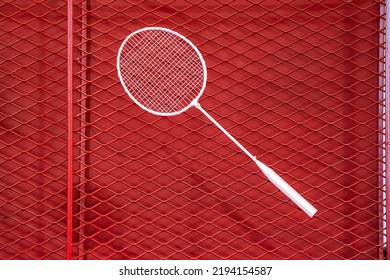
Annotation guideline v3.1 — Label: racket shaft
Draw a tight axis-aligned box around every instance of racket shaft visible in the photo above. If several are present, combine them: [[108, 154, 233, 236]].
[[195, 103, 256, 161], [196, 103, 317, 217]]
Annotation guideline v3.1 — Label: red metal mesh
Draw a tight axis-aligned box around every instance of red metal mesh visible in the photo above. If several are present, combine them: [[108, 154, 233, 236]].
[[0, 1, 68, 259], [0, 0, 388, 259]]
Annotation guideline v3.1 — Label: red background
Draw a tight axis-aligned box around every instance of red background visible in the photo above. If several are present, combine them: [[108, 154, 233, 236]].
[[0, 0, 387, 259]]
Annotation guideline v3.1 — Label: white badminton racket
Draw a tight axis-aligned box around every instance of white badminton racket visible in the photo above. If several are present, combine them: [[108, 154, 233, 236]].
[[117, 27, 317, 217]]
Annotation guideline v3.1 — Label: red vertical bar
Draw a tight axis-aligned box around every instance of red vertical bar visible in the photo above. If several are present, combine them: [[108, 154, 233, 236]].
[[67, 0, 74, 260], [386, 1, 390, 260], [378, 1, 386, 260]]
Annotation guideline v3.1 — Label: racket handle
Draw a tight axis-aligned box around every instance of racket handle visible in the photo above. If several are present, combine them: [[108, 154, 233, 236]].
[[255, 160, 317, 217]]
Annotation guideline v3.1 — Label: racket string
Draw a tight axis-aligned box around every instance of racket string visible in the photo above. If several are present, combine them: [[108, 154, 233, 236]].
[[139, 33, 200, 111], [119, 29, 205, 114]]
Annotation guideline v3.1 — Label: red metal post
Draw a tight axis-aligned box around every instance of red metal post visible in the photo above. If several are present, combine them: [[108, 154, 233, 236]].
[[67, 0, 74, 260], [386, 1, 390, 260]]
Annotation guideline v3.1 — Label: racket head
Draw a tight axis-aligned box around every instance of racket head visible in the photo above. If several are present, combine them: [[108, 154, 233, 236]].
[[117, 27, 207, 116]]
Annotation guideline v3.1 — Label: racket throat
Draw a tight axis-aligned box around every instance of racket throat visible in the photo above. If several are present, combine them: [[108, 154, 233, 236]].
[[192, 101, 201, 110]]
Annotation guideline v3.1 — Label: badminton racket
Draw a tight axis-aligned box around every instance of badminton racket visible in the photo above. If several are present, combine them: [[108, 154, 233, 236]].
[[117, 27, 317, 217]]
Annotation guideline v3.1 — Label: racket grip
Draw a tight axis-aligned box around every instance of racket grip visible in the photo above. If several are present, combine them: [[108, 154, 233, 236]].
[[255, 160, 317, 217]]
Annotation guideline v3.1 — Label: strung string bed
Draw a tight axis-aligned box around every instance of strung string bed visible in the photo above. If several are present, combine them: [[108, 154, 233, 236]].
[[118, 28, 205, 115]]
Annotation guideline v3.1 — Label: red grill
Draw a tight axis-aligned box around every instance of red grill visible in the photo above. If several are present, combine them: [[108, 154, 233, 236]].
[[0, 0, 388, 259]]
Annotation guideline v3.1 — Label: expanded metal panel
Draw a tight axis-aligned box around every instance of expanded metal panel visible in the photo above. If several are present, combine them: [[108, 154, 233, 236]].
[[0, 1, 68, 259], [0, 0, 388, 259]]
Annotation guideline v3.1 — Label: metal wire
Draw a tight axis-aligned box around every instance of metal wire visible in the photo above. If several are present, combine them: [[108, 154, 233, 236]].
[[0, 0, 387, 260]]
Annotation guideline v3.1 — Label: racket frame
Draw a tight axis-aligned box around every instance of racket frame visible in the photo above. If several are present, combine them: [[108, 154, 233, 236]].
[[117, 26, 207, 116]]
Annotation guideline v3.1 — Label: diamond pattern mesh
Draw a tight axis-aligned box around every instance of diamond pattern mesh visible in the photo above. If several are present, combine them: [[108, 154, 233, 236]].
[[0, 0, 68, 259], [0, 0, 388, 259]]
